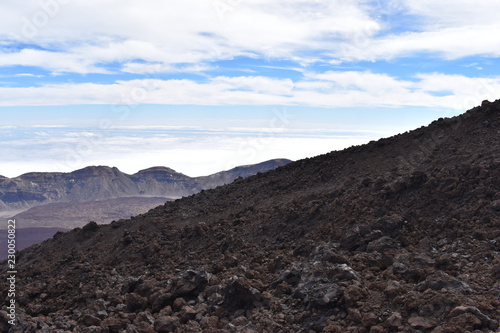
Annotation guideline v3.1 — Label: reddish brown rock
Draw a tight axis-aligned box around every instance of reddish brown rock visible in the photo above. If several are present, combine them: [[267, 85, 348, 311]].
[[408, 316, 437, 330]]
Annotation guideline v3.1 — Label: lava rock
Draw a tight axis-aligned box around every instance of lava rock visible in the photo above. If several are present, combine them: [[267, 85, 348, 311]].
[[223, 277, 262, 311], [154, 316, 180, 333]]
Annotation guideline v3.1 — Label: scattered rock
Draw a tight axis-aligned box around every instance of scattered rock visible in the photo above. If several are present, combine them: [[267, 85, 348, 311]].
[[408, 316, 437, 330], [367, 236, 400, 252], [223, 277, 262, 311], [154, 316, 180, 333], [101, 317, 128, 332], [448, 306, 499, 330], [272, 268, 302, 287], [362, 312, 379, 327], [81, 314, 102, 327], [385, 312, 403, 329]]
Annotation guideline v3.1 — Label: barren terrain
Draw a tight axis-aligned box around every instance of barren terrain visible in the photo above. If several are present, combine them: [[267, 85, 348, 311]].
[[1, 101, 498, 333]]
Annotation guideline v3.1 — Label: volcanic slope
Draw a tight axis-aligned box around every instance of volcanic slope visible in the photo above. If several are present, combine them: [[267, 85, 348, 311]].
[[2, 101, 499, 332]]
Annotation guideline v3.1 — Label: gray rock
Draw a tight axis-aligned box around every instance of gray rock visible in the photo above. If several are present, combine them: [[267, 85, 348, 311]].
[[81, 314, 101, 327], [154, 316, 180, 333], [448, 306, 499, 330], [408, 316, 437, 329], [223, 277, 262, 310], [367, 236, 400, 252]]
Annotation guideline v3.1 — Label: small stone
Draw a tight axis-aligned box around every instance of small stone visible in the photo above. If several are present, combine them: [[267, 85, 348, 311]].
[[324, 322, 343, 333], [96, 310, 108, 319], [232, 316, 249, 326], [115, 303, 127, 312], [369, 325, 385, 333], [154, 316, 180, 333], [408, 316, 437, 329], [223, 277, 262, 310], [276, 281, 292, 295], [82, 314, 101, 327], [347, 308, 363, 324], [448, 313, 482, 331], [158, 306, 173, 317], [362, 312, 379, 327], [492, 263, 500, 279], [124, 324, 140, 333], [332, 264, 361, 281], [272, 268, 302, 287], [383, 280, 402, 298], [200, 315, 219, 329], [367, 236, 400, 252], [135, 311, 155, 325], [385, 312, 403, 329], [344, 285, 368, 307], [101, 317, 128, 332], [491, 200, 500, 211], [448, 306, 499, 330], [126, 293, 148, 312], [172, 298, 187, 312], [179, 306, 197, 323]]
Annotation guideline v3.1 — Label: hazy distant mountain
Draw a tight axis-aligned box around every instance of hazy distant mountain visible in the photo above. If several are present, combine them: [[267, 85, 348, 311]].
[[196, 159, 293, 189], [0, 159, 292, 225]]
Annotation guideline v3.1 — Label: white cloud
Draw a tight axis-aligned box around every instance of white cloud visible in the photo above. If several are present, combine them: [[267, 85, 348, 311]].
[[413, 73, 500, 109], [0, 0, 378, 73], [0, 0, 498, 75], [358, 25, 500, 61], [15, 73, 44, 77], [1, 71, 498, 110], [0, 127, 380, 178], [404, 0, 500, 27], [0, 0, 499, 111], [330, 0, 500, 61], [0, 48, 110, 74], [211, 76, 295, 95], [302, 71, 412, 93], [28, 125, 67, 128]]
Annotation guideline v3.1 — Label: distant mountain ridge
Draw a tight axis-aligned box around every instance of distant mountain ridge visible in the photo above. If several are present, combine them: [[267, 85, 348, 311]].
[[0, 159, 292, 214]]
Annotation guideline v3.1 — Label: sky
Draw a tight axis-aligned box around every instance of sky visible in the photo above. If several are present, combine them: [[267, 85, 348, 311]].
[[1, 0, 500, 177]]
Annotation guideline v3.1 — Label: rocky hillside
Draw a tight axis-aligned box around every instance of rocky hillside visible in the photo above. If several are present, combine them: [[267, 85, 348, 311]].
[[0, 159, 291, 215], [1, 101, 499, 332]]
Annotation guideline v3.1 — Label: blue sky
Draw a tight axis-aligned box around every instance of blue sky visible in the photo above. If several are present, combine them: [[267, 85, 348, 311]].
[[1, 0, 500, 177]]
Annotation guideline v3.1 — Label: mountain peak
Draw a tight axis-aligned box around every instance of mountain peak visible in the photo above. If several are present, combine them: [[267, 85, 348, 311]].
[[70, 165, 118, 177], [135, 166, 181, 175]]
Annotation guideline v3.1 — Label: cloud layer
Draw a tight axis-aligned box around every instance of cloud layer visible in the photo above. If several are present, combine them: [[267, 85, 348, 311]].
[[0, 0, 499, 109], [1, 72, 499, 110], [0, 126, 383, 178]]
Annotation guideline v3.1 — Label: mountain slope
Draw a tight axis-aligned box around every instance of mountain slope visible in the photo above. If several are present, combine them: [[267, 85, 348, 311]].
[[1, 101, 499, 332], [11, 197, 172, 229], [194, 159, 291, 189]]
